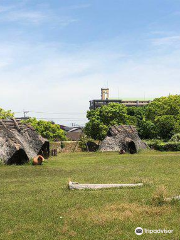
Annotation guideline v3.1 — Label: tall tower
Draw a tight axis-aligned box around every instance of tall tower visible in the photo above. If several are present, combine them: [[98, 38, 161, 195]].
[[101, 88, 109, 100]]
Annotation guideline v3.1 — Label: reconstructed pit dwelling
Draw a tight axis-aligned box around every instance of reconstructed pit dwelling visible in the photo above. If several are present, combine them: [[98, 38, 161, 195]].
[[0, 119, 49, 165], [99, 125, 147, 153]]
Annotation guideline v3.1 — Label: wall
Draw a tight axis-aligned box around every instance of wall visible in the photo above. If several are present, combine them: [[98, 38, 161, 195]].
[[50, 141, 82, 154]]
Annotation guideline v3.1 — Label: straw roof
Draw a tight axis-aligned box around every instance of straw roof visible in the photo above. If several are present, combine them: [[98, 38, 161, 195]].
[[99, 125, 147, 153], [0, 119, 49, 164]]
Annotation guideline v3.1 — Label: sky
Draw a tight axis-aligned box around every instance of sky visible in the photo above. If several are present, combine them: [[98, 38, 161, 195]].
[[0, 0, 180, 126]]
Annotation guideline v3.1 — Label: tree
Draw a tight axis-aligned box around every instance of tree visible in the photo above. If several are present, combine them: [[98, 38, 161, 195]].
[[24, 118, 67, 141], [135, 95, 180, 139], [0, 108, 14, 119], [138, 120, 157, 139], [155, 115, 176, 140], [85, 95, 180, 141], [85, 103, 133, 140], [146, 95, 180, 121], [145, 95, 180, 139], [127, 106, 146, 121], [85, 119, 109, 140]]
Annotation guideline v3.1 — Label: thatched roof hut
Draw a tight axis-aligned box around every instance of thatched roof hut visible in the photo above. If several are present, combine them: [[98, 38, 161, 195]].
[[99, 125, 147, 153], [0, 119, 49, 165]]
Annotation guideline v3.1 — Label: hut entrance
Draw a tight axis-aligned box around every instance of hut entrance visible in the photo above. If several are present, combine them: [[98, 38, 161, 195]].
[[38, 141, 50, 159], [7, 149, 29, 165], [128, 141, 137, 154]]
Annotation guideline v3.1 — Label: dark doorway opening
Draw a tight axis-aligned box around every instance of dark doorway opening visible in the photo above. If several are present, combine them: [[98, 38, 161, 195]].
[[128, 141, 137, 154], [107, 129, 112, 137], [87, 141, 99, 152], [7, 149, 29, 165], [38, 141, 49, 159]]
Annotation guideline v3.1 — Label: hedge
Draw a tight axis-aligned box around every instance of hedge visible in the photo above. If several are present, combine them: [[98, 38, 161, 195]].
[[145, 140, 180, 151]]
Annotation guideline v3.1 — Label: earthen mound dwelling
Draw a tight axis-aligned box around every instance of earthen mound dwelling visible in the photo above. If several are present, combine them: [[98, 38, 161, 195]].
[[0, 119, 49, 165], [99, 125, 147, 153]]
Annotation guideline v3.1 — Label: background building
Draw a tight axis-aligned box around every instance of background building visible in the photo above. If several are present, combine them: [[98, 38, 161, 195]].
[[90, 88, 151, 110]]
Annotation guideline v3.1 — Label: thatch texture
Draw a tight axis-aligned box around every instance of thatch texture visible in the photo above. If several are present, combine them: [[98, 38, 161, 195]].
[[0, 119, 49, 164], [99, 125, 147, 153]]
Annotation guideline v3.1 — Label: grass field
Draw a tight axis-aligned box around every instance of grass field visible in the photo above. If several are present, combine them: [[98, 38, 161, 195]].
[[1, 151, 180, 240]]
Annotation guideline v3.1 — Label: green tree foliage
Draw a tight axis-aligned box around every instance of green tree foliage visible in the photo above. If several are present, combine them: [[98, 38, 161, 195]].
[[85, 103, 135, 140], [155, 115, 176, 139], [146, 95, 180, 120], [24, 118, 67, 141], [170, 133, 180, 142], [0, 108, 14, 119], [145, 95, 180, 140], [85, 95, 180, 141], [138, 120, 157, 139]]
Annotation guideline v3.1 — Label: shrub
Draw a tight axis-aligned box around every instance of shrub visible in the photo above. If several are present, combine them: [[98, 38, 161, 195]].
[[145, 139, 180, 151], [0, 108, 14, 119], [170, 133, 180, 142], [61, 142, 65, 149], [22, 118, 67, 141], [79, 136, 99, 152]]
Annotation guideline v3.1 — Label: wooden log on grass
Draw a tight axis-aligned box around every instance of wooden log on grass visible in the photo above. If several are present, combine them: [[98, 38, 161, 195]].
[[68, 181, 143, 190], [165, 195, 180, 202]]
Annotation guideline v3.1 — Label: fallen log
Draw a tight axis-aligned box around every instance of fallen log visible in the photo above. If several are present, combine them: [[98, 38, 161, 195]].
[[165, 195, 180, 202], [68, 181, 143, 190]]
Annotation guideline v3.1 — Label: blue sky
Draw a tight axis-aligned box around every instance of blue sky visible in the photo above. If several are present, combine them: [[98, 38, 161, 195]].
[[0, 0, 180, 125]]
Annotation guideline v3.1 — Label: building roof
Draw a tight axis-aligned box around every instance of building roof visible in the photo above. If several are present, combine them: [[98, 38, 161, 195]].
[[68, 127, 83, 133], [66, 131, 83, 141]]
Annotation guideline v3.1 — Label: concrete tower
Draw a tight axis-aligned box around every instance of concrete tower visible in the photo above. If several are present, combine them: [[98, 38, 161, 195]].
[[101, 88, 109, 100]]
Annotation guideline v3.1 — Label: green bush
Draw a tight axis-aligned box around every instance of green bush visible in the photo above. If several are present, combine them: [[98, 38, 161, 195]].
[[0, 108, 14, 119], [145, 139, 180, 151], [170, 133, 180, 142], [79, 136, 99, 152], [61, 142, 65, 149], [22, 118, 67, 141]]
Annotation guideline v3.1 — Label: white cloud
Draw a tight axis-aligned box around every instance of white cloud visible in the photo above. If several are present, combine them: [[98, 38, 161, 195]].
[[0, 39, 180, 125], [0, 3, 78, 26], [3, 10, 46, 24], [152, 35, 180, 46], [0, 9, 78, 26]]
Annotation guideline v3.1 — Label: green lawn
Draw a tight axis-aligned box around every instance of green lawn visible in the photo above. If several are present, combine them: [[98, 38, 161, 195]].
[[0, 151, 180, 240]]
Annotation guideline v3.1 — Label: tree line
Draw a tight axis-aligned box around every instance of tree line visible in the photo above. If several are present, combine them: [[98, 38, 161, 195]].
[[84, 95, 180, 141], [1, 94, 180, 141]]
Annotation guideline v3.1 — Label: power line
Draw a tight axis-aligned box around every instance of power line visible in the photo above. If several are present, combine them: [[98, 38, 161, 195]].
[[35, 118, 87, 120], [33, 112, 85, 115], [14, 111, 85, 115], [14, 110, 88, 124]]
